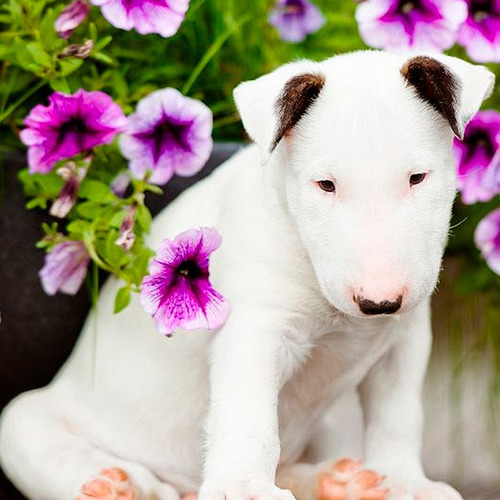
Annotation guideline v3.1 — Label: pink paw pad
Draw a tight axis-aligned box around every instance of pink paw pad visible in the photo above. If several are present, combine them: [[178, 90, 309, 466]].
[[75, 467, 137, 500], [317, 459, 390, 500]]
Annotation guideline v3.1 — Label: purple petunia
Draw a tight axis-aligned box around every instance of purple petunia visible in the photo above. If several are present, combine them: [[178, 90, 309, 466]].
[[140, 227, 230, 336], [20, 89, 127, 174], [55, 0, 90, 39], [457, 0, 500, 62], [475, 208, 500, 275], [454, 110, 500, 204], [90, 0, 189, 37], [269, 0, 325, 42], [355, 0, 467, 51], [39, 240, 90, 296], [119, 88, 213, 186]]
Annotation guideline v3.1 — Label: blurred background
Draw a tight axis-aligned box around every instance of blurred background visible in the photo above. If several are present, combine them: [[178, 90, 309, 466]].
[[0, 0, 499, 498]]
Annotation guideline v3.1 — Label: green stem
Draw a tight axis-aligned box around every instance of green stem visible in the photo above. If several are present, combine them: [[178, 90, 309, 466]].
[[181, 14, 251, 95], [0, 79, 45, 124]]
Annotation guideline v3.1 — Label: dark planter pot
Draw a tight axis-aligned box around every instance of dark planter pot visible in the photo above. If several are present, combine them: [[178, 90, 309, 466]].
[[0, 143, 242, 499]]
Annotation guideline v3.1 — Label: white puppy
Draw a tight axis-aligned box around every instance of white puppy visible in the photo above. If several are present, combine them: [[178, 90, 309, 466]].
[[0, 50, 494, 500]]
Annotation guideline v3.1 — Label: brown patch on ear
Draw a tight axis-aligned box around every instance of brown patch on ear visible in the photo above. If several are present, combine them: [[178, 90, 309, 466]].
[[401, 56, 461, 137], [271, 72, 326, 153]]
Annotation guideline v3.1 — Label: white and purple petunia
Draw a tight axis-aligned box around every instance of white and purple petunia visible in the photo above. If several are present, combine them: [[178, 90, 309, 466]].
[[20, 89, 127, 174], [269, 0, 325, 42], [140, 227, 230, 336], [355, 0, 467, 51], [475, 208, 500, 274], [119, 88, 213, 186], [454, 110, 500, 204], [457, 0, 500, 62], [55, 0, 90, 39], [39, 240, 91, 296], [90, 0, 189, 37]]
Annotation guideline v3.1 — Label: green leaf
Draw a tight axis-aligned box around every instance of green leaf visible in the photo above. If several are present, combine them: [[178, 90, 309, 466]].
[[79, 179, 114, 202], [66, 219, 90, 235], [49, 76, 70, 93], [58, 57, 83, 77], [26, 197, 47, 210], [136, 204, 152, 232], [77, 200, 104, 219], [26, 42, 52, 67], [94, 35, 112, 51], [114, 285, 131, 314]]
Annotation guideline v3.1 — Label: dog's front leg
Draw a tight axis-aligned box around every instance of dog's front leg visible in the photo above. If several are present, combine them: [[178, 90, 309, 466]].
[[199, 311, 295, 500], [358, 301, 462, 500]]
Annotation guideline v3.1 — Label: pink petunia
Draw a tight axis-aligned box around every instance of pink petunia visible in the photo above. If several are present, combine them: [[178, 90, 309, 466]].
[[454, 110, 500, 204], [475, 208, 500, 275], [119, 88, 213, 186], [20, 89, 127, 174], [39, 240, 90, 296], [140, 227, 230, 336], [457, 0, 500, 63], [355, 0, 467, 51], [90, 0, 190, 37]]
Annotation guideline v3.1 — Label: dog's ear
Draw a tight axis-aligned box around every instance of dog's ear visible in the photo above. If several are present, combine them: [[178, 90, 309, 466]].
[[401, 55, 495, 140], [233, 61, 325, 161]]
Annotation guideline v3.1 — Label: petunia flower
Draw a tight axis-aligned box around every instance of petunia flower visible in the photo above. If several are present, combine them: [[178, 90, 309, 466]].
[[355, 0, 467, 51], [115, 204, 137, 250], [20, 89, 127, 174], [55, 0, 91, 39], [475, 208, 500, 275], [90, 0, 190, 37], [50, 160, 89, 218], [140, 227, 230, 336], [269, 0, 326, 42], [39, 240, 90, 296], [119, 88, 213, 186], [454, 110, 500, 204], [457, 0, 500, 63], [58, 39, 94, 59]]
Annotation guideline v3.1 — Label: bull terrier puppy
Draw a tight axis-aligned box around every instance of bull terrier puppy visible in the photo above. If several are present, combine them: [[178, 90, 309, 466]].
[[0, 50, 494, 500]]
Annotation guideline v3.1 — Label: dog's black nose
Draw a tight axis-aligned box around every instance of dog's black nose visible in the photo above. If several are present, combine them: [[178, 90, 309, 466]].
[[356, 296, 402, 315]]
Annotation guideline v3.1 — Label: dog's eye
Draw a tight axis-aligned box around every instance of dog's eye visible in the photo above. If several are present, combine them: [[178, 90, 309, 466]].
[[409, 173, 426, 186], [317, 180, 336, 193]]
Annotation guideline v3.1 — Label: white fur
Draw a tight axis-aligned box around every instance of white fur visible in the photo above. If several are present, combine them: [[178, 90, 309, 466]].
[[0, 50, 494, 500]]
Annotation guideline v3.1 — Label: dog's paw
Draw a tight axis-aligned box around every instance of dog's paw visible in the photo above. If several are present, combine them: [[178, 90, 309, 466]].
[[317, 459, 390, 500], [198, 480, 295, 500], [75, 467, 136, 500]]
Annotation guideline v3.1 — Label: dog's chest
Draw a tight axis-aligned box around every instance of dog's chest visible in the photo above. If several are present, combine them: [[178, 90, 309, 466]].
[[278, 325, 394, 463]]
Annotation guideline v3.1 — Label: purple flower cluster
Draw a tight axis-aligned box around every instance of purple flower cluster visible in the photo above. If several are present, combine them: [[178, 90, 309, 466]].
[[141, 227, 230, 335], [269, 0, 325, 42], [454, 112, 500, 276], [356, 0, 467, 51], [454, 111, 500, 205], [355, 0, 500, 60], [458, 0, 500, 62]]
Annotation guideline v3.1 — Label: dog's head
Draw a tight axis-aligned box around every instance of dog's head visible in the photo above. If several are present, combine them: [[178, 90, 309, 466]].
[[234, 51, 494, 318]]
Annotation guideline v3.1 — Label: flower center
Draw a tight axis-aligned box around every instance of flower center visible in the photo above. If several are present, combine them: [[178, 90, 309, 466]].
[[465, 129, 496, 160], [60, 117, 87, 135], [283, 0, 304, 15], [469, 0, 494, 21], [149, 118, 191, 163], [400, 0, 416, 14], [177, 260, 202, 279]]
